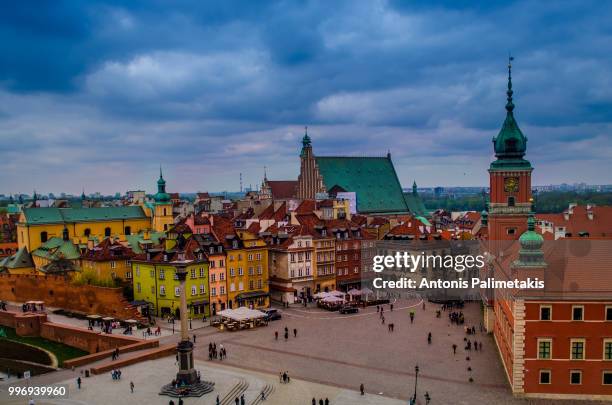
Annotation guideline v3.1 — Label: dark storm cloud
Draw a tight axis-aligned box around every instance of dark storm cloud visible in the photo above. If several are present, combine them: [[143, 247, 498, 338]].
[[0, 0, 610, 194]]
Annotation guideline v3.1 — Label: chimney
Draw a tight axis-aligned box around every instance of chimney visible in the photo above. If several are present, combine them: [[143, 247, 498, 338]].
[[587, 210, 594, 220], [563, 212, 570, 221]]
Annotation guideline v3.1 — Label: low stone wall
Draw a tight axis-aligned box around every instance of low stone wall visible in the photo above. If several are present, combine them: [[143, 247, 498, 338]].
[[40, 322, 143, 353], [0, 273, 145, 321]]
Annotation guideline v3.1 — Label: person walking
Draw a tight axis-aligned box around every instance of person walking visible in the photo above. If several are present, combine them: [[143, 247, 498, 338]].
[[234, 397, 238, 405], [260, 390, 266, 401], [312, 399, 316, 405], [293, 328, 297, 338], [319, 399, 324, 405], [130, 381, 134, 393], [360, 383, 365, 395], [427, 332, 432, 344], [410, 310, 415, 324], [240, 394, 245, 405], [193, 334, 196, 343], [325, 398, 329, 405], [452, 343, 457, 355], [275, 331, 278, 340], [77, 377, 82, 389], [279, 372, 283, 383], [216, 395, 220, 405], [284, 330, 289, 340]]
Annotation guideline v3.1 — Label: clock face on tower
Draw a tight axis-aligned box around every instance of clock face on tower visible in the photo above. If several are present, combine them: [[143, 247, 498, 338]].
[[504, 177, 519, 193]]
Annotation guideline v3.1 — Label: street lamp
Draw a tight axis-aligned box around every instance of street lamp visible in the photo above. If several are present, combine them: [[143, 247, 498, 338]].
[[412, 365, 419, 404], [424, 391, 431, 404]]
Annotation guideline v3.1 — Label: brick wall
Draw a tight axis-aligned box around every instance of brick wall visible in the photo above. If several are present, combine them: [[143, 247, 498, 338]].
[[0, 273, 144, 321], [40, 322, 143, 353]]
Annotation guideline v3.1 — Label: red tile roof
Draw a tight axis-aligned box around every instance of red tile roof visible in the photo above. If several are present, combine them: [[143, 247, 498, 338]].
[[267, 181, 297, 199], [536, 205, 612, 238]]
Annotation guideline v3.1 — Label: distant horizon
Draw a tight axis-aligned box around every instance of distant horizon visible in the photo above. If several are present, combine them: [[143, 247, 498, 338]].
[[3, 182, 611, 199]]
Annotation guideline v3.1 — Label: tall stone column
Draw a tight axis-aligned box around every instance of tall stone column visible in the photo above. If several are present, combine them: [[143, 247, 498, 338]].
[[174, 258, 198, 385]]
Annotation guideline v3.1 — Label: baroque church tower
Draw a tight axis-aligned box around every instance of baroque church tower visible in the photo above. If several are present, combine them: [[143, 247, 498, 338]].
[[488, 58, 533, 241]]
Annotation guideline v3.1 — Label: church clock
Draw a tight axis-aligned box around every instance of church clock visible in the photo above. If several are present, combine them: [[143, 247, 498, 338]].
[[504, 176, 519, 193]]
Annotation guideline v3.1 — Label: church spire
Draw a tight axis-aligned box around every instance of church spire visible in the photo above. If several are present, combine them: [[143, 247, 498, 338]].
[[492, 55, 529, 165], [506, 55, 514, 114], [300, 126, 312, 157]]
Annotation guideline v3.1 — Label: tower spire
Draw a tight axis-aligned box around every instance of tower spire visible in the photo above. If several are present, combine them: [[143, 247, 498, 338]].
[[159, 165, 164, 180], [506, 54, 515, 114]]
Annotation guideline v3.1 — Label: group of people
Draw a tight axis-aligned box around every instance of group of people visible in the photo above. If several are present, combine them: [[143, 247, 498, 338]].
[[275, 326, 297, 341], [111, 347, 120, 361], [279, 370, 291, 383], [312, 398, 330, 405], [448, 310, 465, 325], [110, 368, 122, 380], [464, 338, 483, 351], [208, 342, 227, 360]]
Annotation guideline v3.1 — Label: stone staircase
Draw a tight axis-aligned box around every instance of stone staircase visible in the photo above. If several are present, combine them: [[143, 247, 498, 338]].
[[220, 378, 249, 405], [249, 383, 275, 405]]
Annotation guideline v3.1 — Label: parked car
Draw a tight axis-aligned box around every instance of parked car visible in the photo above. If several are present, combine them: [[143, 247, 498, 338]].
[[339, 306, 359, 314], [262, 309, 282, 321]]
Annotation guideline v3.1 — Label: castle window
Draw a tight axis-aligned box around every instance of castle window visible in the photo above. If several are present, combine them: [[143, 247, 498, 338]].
[[572, 305, 584, 321], [40, 231, 48, 243], [539, 370, 551, 384], [508, 196, 515, 207], [84, 228, 91, 237], [540, 305, 551, 320], [507, 228, 516, 235], [163, 208, 167, 216], [570, 370, 582, 385], [124, 226, 131, 236], [105, 227, 111, 237]]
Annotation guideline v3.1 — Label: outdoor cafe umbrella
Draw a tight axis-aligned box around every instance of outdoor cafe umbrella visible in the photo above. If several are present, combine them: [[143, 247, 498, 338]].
[[360, 287, 374, 300], [347, 288, 361, 301], [313, 292, 330, 299], [328, 290, 345, 297], [321, 295, 345, 303]]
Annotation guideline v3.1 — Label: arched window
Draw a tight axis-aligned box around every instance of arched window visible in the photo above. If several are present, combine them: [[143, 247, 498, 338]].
[[124, 226, 132, 236], [40, 231, 48, 243], [84, 228, 91, 237], [508, 196, 515, 207], [105, 227, 111, 237]]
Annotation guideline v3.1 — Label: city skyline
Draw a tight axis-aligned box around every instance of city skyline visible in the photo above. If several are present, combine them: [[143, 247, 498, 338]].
[[2, 1, 612, 194]]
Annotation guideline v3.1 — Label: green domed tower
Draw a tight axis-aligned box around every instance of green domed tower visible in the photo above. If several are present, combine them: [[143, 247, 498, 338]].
[[154, 167, 171, 204], [153, 166, 173, 232], [514, 212, 547, 268]]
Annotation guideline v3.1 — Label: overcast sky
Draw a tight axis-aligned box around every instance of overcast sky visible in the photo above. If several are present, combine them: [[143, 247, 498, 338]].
[[1, 0, 611, 195]]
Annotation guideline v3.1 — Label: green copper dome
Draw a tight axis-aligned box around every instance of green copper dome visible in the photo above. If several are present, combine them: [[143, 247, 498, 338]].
[[154, 167, 171, 204], [516, 213, 546, 267]]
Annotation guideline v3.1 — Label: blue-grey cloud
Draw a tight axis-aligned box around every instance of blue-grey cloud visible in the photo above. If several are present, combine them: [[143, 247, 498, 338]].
[[0, 0, 611, 195]]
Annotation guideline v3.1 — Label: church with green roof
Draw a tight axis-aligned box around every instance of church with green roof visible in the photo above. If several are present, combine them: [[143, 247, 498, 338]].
[[295, 129, 425, 215]]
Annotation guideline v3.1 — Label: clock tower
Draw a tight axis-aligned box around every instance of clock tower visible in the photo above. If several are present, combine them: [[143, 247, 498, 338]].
[[488, 58, 532, 241]]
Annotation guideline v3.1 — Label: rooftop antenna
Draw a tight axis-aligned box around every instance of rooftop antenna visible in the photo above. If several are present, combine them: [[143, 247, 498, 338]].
[[240, 172, 243, 193]]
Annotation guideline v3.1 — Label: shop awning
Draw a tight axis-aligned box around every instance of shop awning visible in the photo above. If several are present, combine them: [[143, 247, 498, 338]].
[[235, 290, 269, 300]]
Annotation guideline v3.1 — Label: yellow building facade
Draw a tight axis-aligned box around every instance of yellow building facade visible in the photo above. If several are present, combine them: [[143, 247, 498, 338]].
[[132, 252, 210, 319], [225, 231, 269, 309], [17, 206, 151, 252]]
